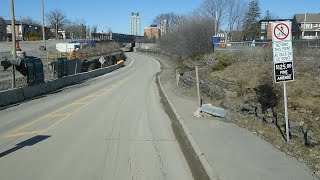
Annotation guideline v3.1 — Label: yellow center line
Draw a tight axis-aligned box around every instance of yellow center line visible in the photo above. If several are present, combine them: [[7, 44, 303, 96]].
[[1, 74, 133, 139], [45, 113, 72, 118]]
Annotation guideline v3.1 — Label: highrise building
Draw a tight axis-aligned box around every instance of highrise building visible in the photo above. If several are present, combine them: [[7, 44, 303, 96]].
[[144, 24, 160, 41], [130, 12, 141, 36], [160, 20, 168, 35]]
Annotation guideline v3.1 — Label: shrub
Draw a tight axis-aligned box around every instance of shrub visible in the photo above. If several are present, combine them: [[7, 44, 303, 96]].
[[176, 59, 188, 71], [212, 53, 235, 71]]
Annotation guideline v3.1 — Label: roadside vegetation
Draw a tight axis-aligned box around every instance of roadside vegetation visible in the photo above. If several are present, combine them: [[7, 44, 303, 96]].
[[149, 0, 320, 176]]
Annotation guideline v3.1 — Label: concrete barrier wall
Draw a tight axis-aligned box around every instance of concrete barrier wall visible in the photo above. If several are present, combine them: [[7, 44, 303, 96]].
[[0, 88, 25, 107], [0, 64, 120, 107]]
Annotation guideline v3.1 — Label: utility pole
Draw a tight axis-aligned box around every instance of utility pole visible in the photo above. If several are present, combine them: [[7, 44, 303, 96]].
[[20, 16, 23, 40], [10, 0, 16, 89], [42, 0, 46, 49], [302, 12, 306, 39], [55, 21, 58, 39], [195, 65, 201, 108], [215, 11, 218, 36]]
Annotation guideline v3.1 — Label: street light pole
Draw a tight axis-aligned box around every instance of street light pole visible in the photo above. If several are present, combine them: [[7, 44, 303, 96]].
[[42, 0, 46, 49], [10, 0, 16, 89]]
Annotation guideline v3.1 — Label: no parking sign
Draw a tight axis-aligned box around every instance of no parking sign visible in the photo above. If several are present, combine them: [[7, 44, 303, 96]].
[[272, 21, 294, 83], [271, 21, 294, 142]]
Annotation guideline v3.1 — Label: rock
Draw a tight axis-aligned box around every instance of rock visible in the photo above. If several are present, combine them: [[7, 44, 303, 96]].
[[39, 46, 46, 51], [225, 90, 238, 98], [206, 84, 224, 100], [224, 77, 237, 83], [263, 117, 275, 124], [314, 164, 320, 170], [310, 90, 320, 97], [289, 122, 304, 139], [297, 108, 307, 113], [239, 102, 256, 114], [307, 136, 319, 147], [265, 108, 274, 117], [255, 103, 264, 118], [220, 101, 229, 109], [315, 170, 320, 177]]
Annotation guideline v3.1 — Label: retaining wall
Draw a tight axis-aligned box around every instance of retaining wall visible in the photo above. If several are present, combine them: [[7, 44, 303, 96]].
[[0, 64, 120, 107]]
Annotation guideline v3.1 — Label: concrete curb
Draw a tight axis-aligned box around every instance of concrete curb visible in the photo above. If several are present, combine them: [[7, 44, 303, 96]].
[[0, 64, 120, 108], [0, 88, 25, 107], [154, 58, 216, 180]]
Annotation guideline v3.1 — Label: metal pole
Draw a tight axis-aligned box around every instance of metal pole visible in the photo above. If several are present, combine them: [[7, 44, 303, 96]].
[[20, 16, 23, 40], [42, 0, 46, 49], [196, 65, 201, 108], [283, 82, 290, 142], [55, 22, 58, 39], [215, 11, 218, 36], [10, 0, 16, 89], [52, 61, 55, 79], [75, 61, 77, 74]]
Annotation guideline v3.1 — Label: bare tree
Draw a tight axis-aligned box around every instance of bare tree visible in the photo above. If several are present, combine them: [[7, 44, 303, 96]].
[[20, 16, 40, 26], [86, 25, 91, 39], [91, 25, 98, 33], [46, 9, 68, 39], [152, 12, 182, 33], [160, 16, 215, 57], [227, 0, 247, 40], [198, 0, 229, 34], [66, 18, 86, 39]]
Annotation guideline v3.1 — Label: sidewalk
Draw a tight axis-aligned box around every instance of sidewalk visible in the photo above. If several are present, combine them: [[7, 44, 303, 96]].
[[158, 56, 317, 180]]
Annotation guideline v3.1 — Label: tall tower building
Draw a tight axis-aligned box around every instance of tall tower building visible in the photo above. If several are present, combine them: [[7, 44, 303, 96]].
[[130, 12, 141, 36], [160, 20, 168, 35]]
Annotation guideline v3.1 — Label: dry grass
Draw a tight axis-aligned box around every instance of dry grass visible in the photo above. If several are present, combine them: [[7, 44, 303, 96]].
[[177, 47, 320, 173]]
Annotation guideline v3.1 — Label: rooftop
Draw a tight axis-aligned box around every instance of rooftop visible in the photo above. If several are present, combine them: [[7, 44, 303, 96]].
[[294, 13, 320, 23]]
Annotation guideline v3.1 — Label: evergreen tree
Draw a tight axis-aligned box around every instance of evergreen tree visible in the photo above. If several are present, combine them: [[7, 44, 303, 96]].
[[242, 0, 261, 40], [264, 10, 272, 20]]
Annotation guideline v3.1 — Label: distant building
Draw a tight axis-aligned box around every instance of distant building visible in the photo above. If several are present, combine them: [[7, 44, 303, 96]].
[[259, 18, 299, 40], [294, 13, 320, 39], [217, 30, 227, 43], [130, 12, 141, 36], [144, 25, 160, 41], [0, 17, 6, 41], [4, 19, 50, 41], [160, 20, 168, 35]]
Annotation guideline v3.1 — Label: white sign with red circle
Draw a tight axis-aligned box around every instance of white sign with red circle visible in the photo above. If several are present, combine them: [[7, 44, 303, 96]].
[[272, 21, 292, 42], [271, 21, 294, 83]]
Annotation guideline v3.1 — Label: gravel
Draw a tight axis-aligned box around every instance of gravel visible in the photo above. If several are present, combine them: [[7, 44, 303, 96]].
[[0, 40, 69, 91]]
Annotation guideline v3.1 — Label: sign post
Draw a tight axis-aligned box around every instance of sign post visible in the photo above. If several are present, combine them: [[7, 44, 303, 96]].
[[272, 21, 294, 142]]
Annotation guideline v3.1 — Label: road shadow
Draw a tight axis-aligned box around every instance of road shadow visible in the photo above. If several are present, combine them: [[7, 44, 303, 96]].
[[0, 135, 51, 158]]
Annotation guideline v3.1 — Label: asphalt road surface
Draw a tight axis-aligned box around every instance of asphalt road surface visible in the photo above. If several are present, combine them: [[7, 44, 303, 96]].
[[0, 52, 193, 180]]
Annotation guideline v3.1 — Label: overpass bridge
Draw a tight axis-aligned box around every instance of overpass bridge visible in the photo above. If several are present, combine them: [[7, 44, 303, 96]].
[[91, 32, 145, 43]]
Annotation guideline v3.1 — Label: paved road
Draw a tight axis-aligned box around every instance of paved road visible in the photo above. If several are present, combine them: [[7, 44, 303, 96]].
[[0, 53, 192, 180]]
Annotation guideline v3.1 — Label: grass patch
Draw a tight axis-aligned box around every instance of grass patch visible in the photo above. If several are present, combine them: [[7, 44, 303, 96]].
[[212, 53, 235, 71]]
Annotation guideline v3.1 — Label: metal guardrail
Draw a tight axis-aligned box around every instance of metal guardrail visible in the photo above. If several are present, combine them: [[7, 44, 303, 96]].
[[214, 39, 320, 51]]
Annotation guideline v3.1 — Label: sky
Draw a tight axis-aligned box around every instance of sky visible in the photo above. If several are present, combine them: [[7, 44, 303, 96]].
[[0, 0, 319, 34]]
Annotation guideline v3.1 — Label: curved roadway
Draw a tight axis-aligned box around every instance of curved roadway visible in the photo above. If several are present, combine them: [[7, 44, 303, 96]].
[[0, 52, 193, 180]]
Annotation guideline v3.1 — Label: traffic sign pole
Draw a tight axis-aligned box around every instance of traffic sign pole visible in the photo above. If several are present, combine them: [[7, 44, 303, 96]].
[[272, 21, 294, 142], [283, 82, 290, 141]]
